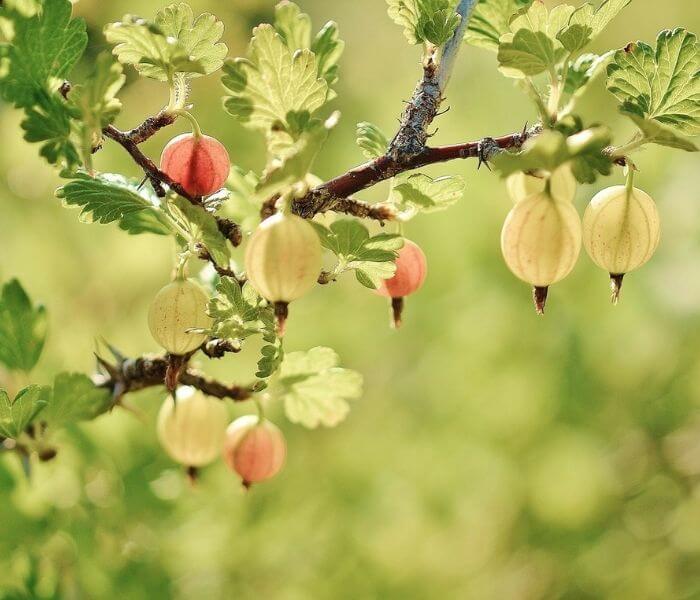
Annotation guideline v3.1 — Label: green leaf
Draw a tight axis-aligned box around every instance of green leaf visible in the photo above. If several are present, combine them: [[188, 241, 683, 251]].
[[223, 167, 262, 234], [206, 277, 281, 380], [386, 0, 462, 47], [623, 111, 698, 152], [557, 23, 593, 53], [155, 3, 227, 77], [310, 21, 345, 87], [256, 112, 338, 201], [171, 197, 231, 267], [20, 89, 80, 169], [356, 122, 389, 159], [607, 28, 700, 146], [311, 219, 403, 289], [389, 173, 464, 219], [566, 0, 631, 40], [564, 52, 612, 96], [494, 127, 613, 184], [465, 0, 533, 51], [0, 279, 47, 373], [278, 347, 363, 428], [0, 0, 87, 108], [56, 173, 172, 236], [274, 1, 311, 50], [497, 29, 560, 77], [0, 385, 50, 439], [67, 53, 125, 168], [104, 14, 205, 82], [42, 373, 112, 427], [221, 24, 329, 133]]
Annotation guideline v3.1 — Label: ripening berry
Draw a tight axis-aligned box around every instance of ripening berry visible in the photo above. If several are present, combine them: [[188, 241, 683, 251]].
[[223, 415, 286, 487], [583, 185, 661, 303], [244, 213, 321, 333], [148, 278, 212, 354], [501, 192, 582, 313], [375, 239, 427, 328], [506, 165, 576, 204], [376, 239, 427, 299], [157, 388, 229, 468], [160, 133, 230, 197]]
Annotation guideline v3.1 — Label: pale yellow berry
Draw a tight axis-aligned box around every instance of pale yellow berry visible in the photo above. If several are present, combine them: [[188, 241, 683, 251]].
[[501, 192, 582, 288], [148, 278, 212, 355], [244, 213, 322, 303], [583, 185, 660, 276], [157, 388, 229, 467]]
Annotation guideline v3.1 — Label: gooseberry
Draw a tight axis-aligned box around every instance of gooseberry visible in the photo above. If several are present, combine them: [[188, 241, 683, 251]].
[[148, 278, 212, 355], [375, 239, 427, 327], [160, 133, 230, 197], [244, 212, 322, 333], [501, 191, 582, 314], [583, 184, 661, 303], [222, 415, 286, 488], [157, 387, 229, 468]]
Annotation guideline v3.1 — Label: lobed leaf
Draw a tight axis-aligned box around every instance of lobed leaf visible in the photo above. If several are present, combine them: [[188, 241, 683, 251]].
[[278, 347, 363, 428], [607, 28, 699, 149], [389, 173, 465, 220], [311, 219, 403, 289], [42, 373, 112, 427], [464, 0, 533, 51], [0, 385, 50, 439], [387, 0, 462, 47], [56, 173, 172, 236], [155, 3, 227, 77]]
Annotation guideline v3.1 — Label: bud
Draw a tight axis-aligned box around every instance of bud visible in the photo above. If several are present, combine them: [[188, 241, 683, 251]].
[[157, 388, 229, 467], [148, 278, 212, 354], [223, 415, 286, 487]]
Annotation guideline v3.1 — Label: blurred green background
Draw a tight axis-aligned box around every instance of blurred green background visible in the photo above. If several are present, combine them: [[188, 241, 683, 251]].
[[1, 0, 700, 598]]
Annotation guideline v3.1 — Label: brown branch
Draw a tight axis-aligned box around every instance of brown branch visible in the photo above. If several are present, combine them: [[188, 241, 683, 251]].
[[99, 353, 253, 402], [292, 128, 538, 218]]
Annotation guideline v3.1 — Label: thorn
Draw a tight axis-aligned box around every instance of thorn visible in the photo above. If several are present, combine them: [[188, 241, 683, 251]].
[[94, 352, 119, 379], [610, 273, 624, 305], [390, 297, 404, 329], [426, 127, 439, 138], [533, 286, 548, 315], [436, 105, 451, 117], [99, 337, 126, 363], [136, 175, 149, 191]]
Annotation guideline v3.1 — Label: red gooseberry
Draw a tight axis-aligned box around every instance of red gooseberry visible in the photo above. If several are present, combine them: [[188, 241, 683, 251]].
[[160, 133, 230, 197]]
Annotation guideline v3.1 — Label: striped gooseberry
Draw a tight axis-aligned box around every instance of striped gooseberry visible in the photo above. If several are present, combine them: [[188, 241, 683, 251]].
[[583, 184, 661, 303], [148, 278, 212, 355], [157, 387, 229, 468], [501, 190, 582, 314], [222, 415, 286, 488], [244, 212, 322, 333], [160, 133, 230, 197]]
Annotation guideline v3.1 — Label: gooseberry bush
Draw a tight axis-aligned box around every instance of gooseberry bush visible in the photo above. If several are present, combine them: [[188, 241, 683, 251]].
[[0, 0, 697, 486]]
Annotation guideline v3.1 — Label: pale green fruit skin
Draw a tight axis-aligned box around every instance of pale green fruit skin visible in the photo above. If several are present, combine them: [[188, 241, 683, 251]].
[[157, 389, 228, 467], [244, 213, 322, 302], [583, 185, 660, 275], [501, 192, 582, 287], [148, 279, 212, 354], [506, 165, 577, 204]]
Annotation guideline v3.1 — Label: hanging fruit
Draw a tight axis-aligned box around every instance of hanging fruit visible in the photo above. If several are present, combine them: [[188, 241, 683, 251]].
[[160, 133, 230, 197]]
